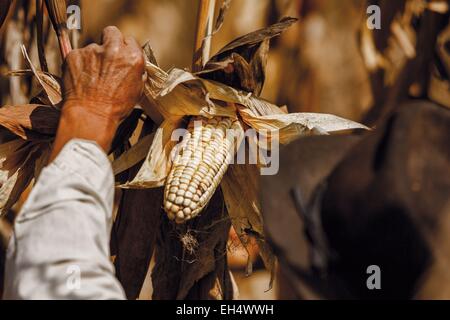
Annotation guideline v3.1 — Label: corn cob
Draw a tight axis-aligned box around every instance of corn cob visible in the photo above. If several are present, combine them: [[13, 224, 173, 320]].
[[164, 116, 237, 224]]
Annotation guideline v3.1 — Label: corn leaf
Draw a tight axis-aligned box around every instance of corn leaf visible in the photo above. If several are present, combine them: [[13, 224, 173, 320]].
[[0, 104, 59, 140], [145, 63, 237, 120], [238, 108, 370, 145], [118, 119, 183, 189], [0, 141, 45, 217], [209, 17, 297, 60], [21, 46, 63, 106], [199, 17, 297, 96], [112, 133, 155, 176]]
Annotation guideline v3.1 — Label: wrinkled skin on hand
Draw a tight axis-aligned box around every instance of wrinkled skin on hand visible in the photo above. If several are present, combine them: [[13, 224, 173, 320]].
[[63, 26, 145, 124], [50, 26, 145, 162]]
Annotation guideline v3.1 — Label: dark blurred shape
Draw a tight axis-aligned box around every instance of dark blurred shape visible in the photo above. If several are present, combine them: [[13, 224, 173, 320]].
[[261, 101, 450, 299]]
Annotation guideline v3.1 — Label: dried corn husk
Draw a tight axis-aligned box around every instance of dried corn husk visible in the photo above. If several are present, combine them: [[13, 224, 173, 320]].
[[0, 139, 29, 216], [0, 140, 51, 217], [238, 108, 369, 144], [18, 45, 63, 106], [144, 63, 237, 120], [8, 69, 62, 106], [118, 119, 184, 189], [112, 133, 155, 176], [0, 104, 59, 140]]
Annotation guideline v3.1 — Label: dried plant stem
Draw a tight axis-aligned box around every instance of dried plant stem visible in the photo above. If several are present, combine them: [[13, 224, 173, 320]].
[[192, 0, 216, 72], [36, 0, 49, 71], [45, 0, 72, 59], [57, 28, 72, 58]]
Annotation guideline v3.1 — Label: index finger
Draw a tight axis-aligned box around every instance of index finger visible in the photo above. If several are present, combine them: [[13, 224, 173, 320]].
[[101, 26, 124, 48]]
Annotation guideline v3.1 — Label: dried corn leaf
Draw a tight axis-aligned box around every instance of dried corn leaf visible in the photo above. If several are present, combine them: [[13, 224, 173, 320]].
[[240, 95, 284, 116], [201, 16, 296, 96], [140, 96, 164, 126], [239, 108, 370, 145], [0, 104, 59, 140], [0, 140, 28, 169], [118, 119, 183, 189], [209, 17, 297, 60], [34, 142, 52, 179], [20, 46, 63, 106], [152, 189, 233, 300], [143, 41, 159, 66], [146, 62, 283, 119], [191, 75, 254, 107], [0, 141, 43, 217], [145, 63, 237, 120], [200, 38, 270, 96], [200, 52, 262, 95], [221, 164, 262, 254], [113, 145, 164, 299], [33, 72, 62, 106], [144, 62, 168, 97], [114, 186, 163, 299], [112, 133, 155, 175], [110, 109, 142, 155]]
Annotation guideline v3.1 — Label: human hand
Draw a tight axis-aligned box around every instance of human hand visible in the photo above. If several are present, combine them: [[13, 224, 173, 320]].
[[62, 26, 145, 124], [50, 26, 145, 161]]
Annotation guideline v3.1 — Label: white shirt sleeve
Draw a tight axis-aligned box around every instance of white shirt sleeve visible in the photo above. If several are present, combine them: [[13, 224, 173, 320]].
[[4, 139, 125, 300]]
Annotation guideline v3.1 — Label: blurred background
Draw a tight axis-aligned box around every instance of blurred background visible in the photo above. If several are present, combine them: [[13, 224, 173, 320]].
[[78, 0, 372, 120]]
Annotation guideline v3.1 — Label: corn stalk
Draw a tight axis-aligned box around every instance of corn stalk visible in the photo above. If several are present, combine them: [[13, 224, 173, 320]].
[[192, 0, 216, 72], [44, 0, 72, 58]]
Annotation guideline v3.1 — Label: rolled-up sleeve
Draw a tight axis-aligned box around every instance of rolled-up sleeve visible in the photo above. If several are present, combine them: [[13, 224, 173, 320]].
[[4, 139, 125, 300]]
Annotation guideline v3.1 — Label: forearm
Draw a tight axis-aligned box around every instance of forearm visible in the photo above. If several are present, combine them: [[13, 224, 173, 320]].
[[5, 140, 125, 300], [49, 104, 120, 162]]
